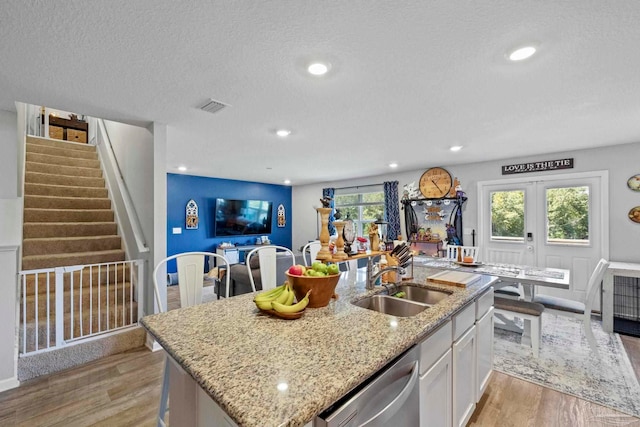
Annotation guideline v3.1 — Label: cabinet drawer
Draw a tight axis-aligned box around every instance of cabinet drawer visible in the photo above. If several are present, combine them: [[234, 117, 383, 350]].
[[453, 303, 475, 341], [49, 125, 64, 140], [476, 288, 494, 320], [419, 320, 452, 375], [67, 129, 87, 143]]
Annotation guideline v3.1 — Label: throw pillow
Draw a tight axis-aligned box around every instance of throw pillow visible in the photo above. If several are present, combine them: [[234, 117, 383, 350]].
[[249, 255, 261, 269]]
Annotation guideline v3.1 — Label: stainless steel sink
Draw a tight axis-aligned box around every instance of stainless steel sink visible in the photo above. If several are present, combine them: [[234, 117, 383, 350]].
[[352, 294, 429, 317], [392, 285, 452, 306]]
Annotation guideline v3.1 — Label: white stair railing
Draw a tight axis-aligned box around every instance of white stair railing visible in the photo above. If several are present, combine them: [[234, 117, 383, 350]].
[[19, 259, 144, 356]]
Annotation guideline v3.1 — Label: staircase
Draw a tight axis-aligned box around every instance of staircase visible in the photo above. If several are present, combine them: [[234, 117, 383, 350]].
[[19, 136, 144, 379]]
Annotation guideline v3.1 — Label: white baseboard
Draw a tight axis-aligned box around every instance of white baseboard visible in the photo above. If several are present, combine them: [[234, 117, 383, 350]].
[[0, 376, 20, 392], [146, 332, 163, 352]]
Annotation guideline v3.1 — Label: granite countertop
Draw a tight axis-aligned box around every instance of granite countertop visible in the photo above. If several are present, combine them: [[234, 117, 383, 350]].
[[141, 266, 496, 427]]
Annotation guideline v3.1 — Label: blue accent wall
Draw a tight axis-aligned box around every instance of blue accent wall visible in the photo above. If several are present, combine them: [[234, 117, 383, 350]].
[[166, 173, 292, 272]]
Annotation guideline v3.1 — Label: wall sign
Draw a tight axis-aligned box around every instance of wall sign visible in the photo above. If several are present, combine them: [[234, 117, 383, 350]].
[[502, 158, 574, 175], [277, 204, 286, 227], [186, 199, 199, 229]]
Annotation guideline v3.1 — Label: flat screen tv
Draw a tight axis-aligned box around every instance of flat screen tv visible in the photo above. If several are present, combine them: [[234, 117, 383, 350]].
[[214, 198, 273, 237]]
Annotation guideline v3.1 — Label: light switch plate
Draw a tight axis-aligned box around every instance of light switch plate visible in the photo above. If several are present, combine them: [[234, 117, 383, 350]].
[[172, 227, 182, 234]]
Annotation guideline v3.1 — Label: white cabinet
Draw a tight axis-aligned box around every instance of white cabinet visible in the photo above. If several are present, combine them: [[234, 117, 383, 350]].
[[475, 307, 494, 402], [452, 324, 476, 427], [419, 321, 452, 427], [420, 348, 452, 427], [415, 287, 495, 427]]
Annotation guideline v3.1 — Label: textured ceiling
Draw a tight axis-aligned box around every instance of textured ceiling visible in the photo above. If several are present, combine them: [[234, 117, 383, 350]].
[[2, 1, 640, 185]]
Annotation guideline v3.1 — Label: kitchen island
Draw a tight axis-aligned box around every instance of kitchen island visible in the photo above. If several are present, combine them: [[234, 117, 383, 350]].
[[141, 265, 497, 426]]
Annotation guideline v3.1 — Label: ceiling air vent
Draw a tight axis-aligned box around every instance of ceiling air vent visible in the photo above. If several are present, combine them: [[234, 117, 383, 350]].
[[199, 99, 228, 114]]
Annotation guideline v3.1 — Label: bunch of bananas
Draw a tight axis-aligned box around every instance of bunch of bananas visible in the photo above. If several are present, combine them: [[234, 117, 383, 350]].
[[253, 282, 312, 314]]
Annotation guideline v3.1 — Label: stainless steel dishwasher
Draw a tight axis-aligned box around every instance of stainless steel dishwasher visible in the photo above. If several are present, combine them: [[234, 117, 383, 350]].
[[315, 345, 420, 427]]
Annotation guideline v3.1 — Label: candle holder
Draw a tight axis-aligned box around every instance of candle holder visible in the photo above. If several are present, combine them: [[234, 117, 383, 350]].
[[333, 220, 347, 260], [316, 207, 333, 260]]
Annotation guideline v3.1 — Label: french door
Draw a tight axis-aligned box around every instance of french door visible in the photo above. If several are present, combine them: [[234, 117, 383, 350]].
[[478, 171, 609, 303]]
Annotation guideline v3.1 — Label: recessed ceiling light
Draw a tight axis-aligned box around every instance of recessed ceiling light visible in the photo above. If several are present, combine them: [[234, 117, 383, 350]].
[[284, 179, 291, 185], [178, 166, 187, 171], [450, 145, 463, 152], [307, 62, 329, 76], [276, 129, 291, 137], [389, 162, 398, 168], [508, 46, 536, 61]]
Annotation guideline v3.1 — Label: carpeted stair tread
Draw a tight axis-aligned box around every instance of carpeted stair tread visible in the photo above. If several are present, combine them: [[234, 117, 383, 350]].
[[26, 152, 101, 169], [24, 195, 111, 210], [26, 136, 96, 152], [23, 263, 133, 295], [26, 161, 103, 178], [25, 182, 108, 198], [23, 282, 134, 321], [23, 235, 122, 257], [25, 171, 105, 188], [26, 142, 98, 160], [24, 208, 114, 223], [23, 222, 118, 238], [20, 301, 139, 351], [22, 249, 126, 270]]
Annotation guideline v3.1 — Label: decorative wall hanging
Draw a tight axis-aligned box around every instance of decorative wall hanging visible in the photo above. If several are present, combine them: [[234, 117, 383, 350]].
[[277, 204, 286, 227], [186, 199, 199, 229], [629, 206, 640, 224], [627, 174, 640, 191]]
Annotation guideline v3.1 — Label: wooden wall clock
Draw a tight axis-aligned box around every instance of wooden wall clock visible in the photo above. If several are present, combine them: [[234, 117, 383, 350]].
[[419, 167, 453, 198]]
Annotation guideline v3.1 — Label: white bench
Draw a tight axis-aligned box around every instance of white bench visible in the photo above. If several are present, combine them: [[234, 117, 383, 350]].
[[494, 297, 545, 357]]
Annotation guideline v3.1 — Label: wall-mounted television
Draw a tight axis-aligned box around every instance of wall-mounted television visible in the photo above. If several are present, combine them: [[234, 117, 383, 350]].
[[214, 198, 273, 237]]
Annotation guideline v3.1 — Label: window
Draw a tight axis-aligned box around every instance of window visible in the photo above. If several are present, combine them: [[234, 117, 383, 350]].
[[334, 189, 385, 237], [490, 190, 525, 242], [546, 186, 589, 245]]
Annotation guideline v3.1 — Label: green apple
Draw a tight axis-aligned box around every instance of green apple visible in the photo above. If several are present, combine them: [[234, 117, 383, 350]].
[[327, 264, 340, 275]]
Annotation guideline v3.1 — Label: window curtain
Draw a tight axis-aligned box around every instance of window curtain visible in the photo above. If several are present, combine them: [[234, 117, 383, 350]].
[[384, 181, 401, 241], [322, 187, 336, 235]]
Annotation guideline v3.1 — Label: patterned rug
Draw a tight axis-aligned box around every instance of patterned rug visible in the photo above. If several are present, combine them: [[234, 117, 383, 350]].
[[493, 313, 640, 418]]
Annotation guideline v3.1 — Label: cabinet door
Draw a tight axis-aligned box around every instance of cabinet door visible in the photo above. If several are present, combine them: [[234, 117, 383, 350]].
[[453, 325, 476, 427], [420, 348, 452, 427], [476, 307, 494, 402]]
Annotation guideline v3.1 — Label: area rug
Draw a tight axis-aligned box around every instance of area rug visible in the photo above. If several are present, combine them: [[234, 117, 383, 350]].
[[493, 312, 640, 418]]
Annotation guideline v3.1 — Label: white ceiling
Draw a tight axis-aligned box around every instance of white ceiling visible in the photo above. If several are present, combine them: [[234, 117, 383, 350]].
[[2, 1, 640, 185]]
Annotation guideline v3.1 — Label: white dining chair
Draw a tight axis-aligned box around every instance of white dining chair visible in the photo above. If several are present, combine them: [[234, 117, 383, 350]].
[[152, 251, 231, 427], [446, 245, 479, 262], [246, 245, 296, 292], [532, 258, 610, 354], [485, 248, 526, 300], [302, 240, 321, 267]]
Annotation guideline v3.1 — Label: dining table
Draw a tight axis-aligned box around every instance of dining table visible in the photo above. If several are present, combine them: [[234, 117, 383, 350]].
[[414, 255, 571, 349], [414, 256, 571, 292]]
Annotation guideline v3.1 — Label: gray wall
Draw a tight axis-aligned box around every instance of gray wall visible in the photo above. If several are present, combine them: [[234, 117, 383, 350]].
[[293, 141, 640, 263]]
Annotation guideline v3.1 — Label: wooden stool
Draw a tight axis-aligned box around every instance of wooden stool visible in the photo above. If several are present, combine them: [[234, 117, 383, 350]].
[[494, 297, 545, 357]]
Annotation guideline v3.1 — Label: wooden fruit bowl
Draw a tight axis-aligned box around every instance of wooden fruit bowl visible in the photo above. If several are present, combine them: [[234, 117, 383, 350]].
[[286, 272, 340, 308]]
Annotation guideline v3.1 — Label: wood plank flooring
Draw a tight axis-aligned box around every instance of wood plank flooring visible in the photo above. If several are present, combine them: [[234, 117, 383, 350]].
[[1, 331, 639, 426]]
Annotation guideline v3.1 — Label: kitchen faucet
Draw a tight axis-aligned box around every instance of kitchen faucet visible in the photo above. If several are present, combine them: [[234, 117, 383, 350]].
[[366, 263, 406, 290]]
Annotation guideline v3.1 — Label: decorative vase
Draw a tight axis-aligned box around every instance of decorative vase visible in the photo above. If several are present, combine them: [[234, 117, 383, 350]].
[[316, 207, 333, 260]]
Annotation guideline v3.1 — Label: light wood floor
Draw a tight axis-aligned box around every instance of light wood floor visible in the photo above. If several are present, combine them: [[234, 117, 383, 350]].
[[1, 333, 639, 426]]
